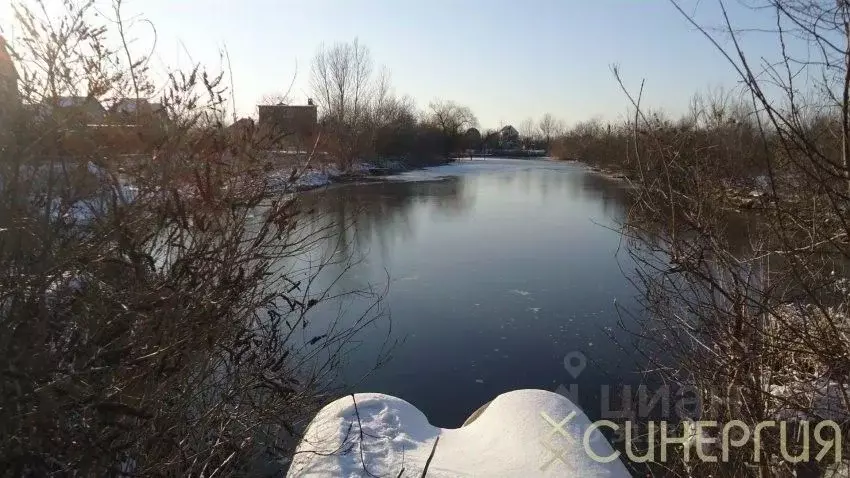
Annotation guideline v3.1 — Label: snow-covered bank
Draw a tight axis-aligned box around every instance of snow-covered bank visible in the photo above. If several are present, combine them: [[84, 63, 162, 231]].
[[573, 162, 632, 183], [287, 389, 629, 477], [267, 160, 414, 193], [265, 166, 337, 192], [48, 161, 139, 225], [268, 157, 589, 194], [388, 157, 566, 183]]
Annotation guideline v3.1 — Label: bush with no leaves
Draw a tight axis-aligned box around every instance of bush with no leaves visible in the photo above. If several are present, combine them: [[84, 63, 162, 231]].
[[0, 1, 386, 475]]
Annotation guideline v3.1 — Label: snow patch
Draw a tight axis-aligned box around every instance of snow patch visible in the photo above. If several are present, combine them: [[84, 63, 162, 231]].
[[287, 389, 630, 477], [267, 168, 333, 192], [51, 162, 140, 226], [770, 380, 850, 422]]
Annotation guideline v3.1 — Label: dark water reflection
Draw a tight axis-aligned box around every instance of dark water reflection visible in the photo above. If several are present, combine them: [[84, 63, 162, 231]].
[[299, 159, 644, 428]]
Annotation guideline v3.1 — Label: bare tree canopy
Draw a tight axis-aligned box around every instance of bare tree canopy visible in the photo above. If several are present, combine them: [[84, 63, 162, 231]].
[[309, 38, 373, 127], [519, 117, 535, 140], [538, 113, 561, 148], [303, 39, 486, 166], [308, 38, 379, 167], [259, 92, 290, 105], [425, 99, 478, 156], [426, 99, 478, 137]]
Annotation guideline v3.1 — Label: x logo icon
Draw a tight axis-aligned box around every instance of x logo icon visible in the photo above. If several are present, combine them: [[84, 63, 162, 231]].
[[539, 410, 576, 471]]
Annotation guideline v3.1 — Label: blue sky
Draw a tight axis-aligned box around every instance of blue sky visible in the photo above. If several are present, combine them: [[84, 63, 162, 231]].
[[3, 0, 788, 129]]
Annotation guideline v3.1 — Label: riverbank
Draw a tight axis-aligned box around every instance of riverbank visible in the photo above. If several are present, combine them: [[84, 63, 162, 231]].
[[266, 153, 486, 193], [564, 158, 771, 212], [585, 164, 631, 182], [454, 149, 547, 159], [267, 160, 410, 193], [556, 158, 633, 183]]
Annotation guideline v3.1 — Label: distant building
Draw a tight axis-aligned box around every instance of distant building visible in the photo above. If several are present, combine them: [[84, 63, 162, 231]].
[[53, 96, 107, 126], [227, 117, 256, 143], [499, 125, 519, 149], [110, 98, 167, 125], [257, 99, 318, 149]]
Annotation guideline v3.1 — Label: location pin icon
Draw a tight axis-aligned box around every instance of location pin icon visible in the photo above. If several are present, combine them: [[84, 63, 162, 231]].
[[563, 351, 587, 379]]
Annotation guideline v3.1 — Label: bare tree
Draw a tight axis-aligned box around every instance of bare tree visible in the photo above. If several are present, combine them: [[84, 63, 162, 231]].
[[538, 113, 560, 151], [365, 69, 418, 159], [309, 38, 374, 168], [427, 99, 477, 135], [519, 117, 536, 147], [426, 99, 478, 155], [365, 68, 398, 136], [259, 92, 290, 105]]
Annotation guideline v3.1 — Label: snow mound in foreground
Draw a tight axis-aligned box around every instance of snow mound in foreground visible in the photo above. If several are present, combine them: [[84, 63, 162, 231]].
[[288, 389, 629, 477]]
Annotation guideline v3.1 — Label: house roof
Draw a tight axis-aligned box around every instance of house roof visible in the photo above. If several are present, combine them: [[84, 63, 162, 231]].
[[112, 98, 164, 114], [23, 103, 52, 118], [113, 98, 146, 113], [259, 104, 316, 110], [57, 96, 105, 111], [227, 117, 255, 132]]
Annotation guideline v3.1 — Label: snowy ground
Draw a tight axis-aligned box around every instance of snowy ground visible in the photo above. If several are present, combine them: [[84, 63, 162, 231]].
[[267, 162, 386, 192], [287, 389, 629, 477], [266, 159, 418, 192], [49, 161, 139, 225]]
